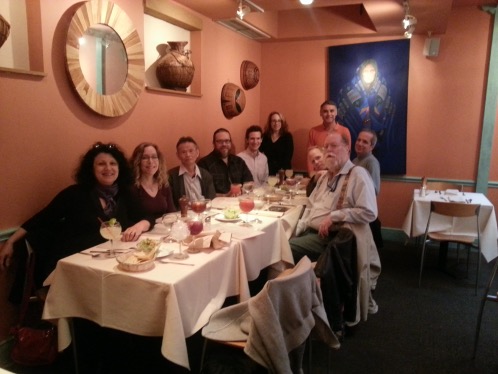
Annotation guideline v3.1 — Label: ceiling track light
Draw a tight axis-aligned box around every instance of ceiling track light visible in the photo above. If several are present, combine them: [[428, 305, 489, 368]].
[[402, 0, 417, 38], [236, 0, 264, 20]]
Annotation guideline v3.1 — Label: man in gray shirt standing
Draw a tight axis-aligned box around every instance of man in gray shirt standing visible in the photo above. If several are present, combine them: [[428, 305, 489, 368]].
[[353, 129, 383, 248]]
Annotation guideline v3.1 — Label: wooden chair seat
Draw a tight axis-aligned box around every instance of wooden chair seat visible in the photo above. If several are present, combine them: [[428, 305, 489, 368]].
[[418, 201, 481, 293], [427, 232, 476, 244]]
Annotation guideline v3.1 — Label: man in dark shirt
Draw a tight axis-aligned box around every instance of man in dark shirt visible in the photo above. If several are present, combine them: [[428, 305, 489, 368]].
[[198, 128, 253, 196]]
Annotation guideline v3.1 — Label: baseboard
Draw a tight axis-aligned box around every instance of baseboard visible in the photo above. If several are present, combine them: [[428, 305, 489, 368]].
[[0, 337, 14, 370], [382, 227, 410, 244]]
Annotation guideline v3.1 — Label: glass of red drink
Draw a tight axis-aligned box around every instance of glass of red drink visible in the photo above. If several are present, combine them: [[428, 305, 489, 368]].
[[239, 197, 255, 226], [187, 217, 203, 236]]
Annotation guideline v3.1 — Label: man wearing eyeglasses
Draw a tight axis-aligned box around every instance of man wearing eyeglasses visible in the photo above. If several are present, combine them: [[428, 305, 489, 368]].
[[198, 128, 253, 196], [290, 132, 381, 331]]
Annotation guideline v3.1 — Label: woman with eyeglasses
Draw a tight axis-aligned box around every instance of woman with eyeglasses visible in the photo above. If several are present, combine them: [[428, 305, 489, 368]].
[[260, 111, 294, 176], [0, 142, 154, 296], [129, 142, 175, 220]]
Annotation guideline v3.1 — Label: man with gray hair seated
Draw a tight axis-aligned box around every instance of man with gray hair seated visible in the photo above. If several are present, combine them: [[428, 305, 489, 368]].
[[290, 132, 381, 331]]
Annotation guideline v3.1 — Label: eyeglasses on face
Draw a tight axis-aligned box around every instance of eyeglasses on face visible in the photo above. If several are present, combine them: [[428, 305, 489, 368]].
[[215, 139, 231, 144], [141, 155, 159, 161], [93, 142, 116, 150]]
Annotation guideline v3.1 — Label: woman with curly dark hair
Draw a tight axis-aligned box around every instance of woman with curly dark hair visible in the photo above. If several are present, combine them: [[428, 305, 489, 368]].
[[0, 142, 153, 290], [260, 111, 294, 176], [129, 142, 176, 220]]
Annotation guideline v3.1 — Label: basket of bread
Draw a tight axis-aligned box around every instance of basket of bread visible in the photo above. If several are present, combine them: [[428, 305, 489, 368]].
[[116, 238, 160, 272]]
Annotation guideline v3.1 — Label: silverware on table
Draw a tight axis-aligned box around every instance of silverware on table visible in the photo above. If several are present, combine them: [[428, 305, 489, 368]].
[[158, 260, 195, 266]]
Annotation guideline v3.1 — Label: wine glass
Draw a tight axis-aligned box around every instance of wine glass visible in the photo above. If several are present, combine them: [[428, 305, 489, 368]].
[[285, 169, 294, 178], [170, 220, 190, 260], [191, 199, 207, 219], [187, 217, 203, 237], [285, 177, 298, 199], [295, 174, 304, 187], [242, 182, 254, 195], [239, 196, 255, 227], [99, 220, 122, 255], [161, 213, 178, 243], [267, 175, 278, 192]]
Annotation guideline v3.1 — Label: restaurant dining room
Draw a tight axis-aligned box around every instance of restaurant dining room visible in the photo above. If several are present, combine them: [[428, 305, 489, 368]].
[[1, 0, 498, 373]]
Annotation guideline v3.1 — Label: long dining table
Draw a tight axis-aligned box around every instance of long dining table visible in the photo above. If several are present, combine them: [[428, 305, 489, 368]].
[[401, 190, 498, 262], [42, 200, 304, 370]]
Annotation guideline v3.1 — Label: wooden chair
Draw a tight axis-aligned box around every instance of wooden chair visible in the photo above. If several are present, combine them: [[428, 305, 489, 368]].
[[418, 201, 481, 294], [424, 181, 463, 192], [472, 257, 498, 359]]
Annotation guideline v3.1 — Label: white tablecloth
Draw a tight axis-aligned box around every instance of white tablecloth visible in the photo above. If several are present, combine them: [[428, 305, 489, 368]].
[[42, 212, 297, 370], [401, 191, 498, 262]]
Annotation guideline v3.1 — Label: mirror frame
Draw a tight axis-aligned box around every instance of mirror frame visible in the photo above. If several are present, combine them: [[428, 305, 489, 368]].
[[66, 0, 144, 117]]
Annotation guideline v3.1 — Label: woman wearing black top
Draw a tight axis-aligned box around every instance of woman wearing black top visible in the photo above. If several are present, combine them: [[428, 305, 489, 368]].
[[0, 142, 153, 289], [260, 111, 294, 176]]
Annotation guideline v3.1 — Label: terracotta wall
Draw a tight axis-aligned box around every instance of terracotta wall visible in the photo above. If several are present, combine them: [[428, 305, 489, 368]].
[[259, 5, 497, 228], [0, 1, 497, 340]]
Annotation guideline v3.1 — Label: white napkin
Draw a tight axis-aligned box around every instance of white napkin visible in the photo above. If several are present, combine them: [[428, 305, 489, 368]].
[[445, 189, 460, 195], [188, 232, 232, 249]]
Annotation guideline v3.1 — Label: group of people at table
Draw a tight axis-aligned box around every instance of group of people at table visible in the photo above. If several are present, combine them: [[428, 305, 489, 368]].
[[0, 99, 383, 342]]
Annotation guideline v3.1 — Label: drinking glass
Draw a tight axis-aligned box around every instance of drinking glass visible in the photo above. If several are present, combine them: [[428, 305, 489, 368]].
[[187, 217, 203, 237], [285, 177, 297, 199], [99, 220, 122, 255], [191, 199, 207, 219], [285, 169, 294, 178], [242, 182, 254, 195], [161, 213, 178, 243], [267, 175, 278, 192], [295, 174, 304, 187], [239, 197, 255, 227], [170, 220, 190, 259], [230, 184, 242, 197]]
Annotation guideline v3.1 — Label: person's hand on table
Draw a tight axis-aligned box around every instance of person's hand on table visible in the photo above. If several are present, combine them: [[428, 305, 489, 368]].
[[121, 220, 150, 242]]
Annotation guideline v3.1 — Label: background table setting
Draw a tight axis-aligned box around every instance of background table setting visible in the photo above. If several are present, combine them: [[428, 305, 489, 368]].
[[402, 189, 498, 262], [41, 195, 305, 370]]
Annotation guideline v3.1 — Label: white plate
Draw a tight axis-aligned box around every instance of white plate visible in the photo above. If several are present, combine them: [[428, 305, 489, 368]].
[[214, 213, 241, 222]]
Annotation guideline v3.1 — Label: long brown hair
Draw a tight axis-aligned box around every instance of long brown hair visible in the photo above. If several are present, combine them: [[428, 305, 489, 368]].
[[130, 142, 168, 188], [263, 111, 289, 137]]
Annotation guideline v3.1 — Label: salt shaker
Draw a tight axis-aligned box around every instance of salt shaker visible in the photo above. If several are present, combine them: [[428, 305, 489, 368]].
[[420, 186, 426, 197]]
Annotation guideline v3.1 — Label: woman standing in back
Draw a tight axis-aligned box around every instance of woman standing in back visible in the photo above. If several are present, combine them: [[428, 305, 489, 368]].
[[129, 142, 176, 220], [260, 111, 294, 176]]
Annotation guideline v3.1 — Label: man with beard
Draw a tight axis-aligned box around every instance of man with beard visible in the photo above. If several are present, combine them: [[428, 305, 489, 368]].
[[198, 128, 253, 196], [290, 132, 381, 327]]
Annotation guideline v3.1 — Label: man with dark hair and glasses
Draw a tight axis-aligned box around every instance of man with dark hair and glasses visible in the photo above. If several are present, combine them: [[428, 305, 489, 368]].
[[289, 132, 381, 329], [168, 136, 216, 209], [198, 128, 253, 196]]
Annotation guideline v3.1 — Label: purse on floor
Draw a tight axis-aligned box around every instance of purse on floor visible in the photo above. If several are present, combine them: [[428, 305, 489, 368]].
[[10, 246, 58, 366]]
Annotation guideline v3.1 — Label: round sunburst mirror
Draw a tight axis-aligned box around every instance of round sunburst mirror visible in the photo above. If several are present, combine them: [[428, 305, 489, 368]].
[[65, 0, 144, 117]]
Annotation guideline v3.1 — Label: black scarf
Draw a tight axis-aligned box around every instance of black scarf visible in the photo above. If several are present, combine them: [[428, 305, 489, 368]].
[[95, 184, 119, 217]]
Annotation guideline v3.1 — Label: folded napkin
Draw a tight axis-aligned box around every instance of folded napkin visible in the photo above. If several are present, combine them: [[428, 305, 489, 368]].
[[187, 231, 232, 251], [445, 189, 460, 195]]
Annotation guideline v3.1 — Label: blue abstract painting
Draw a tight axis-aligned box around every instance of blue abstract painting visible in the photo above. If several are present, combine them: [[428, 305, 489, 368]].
[[329, 39, 410, 175]]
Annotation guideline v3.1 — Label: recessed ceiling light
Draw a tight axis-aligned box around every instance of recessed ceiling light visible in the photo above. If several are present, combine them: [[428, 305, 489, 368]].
[[300, 0, 314, 5]]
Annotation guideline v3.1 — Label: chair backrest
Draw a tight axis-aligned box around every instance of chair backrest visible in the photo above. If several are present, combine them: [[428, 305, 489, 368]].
[[425, 181, 463, 192], [430, 201, 480, 218]]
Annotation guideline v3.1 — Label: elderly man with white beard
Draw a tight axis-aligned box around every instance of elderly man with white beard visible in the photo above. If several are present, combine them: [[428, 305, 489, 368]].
[[289, 131, 381, 330]]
